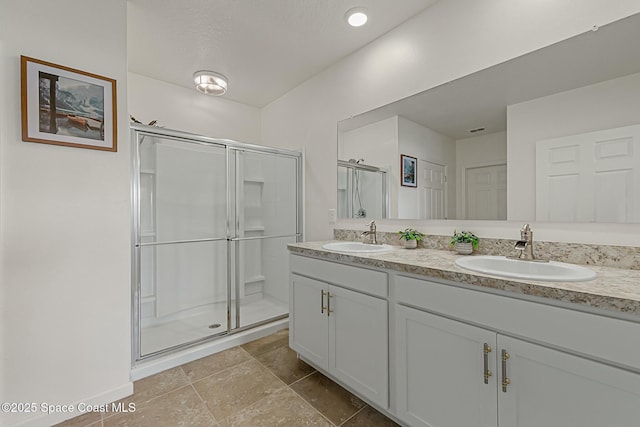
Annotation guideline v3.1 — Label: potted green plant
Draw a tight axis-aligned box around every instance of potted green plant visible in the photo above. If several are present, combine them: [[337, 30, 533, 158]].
[[450, 230, 479, 255], [398, 228, 425, 249]]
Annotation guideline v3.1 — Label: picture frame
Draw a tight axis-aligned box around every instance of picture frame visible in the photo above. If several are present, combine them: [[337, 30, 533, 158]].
[[400, 154, 417, 187], [21, 55, 117, 152]]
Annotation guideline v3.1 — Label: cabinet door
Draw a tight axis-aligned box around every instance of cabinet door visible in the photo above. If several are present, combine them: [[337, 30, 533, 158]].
[[329, 285, 388, 408], [290, 274, 329, 370], [498, 335, 640, 427], [395, 305, 497, 427]]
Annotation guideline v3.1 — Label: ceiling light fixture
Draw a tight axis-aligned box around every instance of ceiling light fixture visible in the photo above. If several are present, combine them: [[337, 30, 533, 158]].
[[193, 70, 228, 96], [345, 7, 368, 27]]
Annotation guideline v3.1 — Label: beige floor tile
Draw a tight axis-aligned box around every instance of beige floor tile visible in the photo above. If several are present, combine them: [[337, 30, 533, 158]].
[[255, 345, 315, 385], [193, 359, 286, 421], [240, 328, 289, 356], [103, 385, 215, 427], [53, 410, 102, 427], [116, 366, 189, 409], [220, 387, 332, 427], [341, 406, 400, 427], [181, 346, 252, 382], [290, 372, 365, 425]]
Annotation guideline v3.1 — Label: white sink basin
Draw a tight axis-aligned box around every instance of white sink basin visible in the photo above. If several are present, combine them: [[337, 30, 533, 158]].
[[322, 242, 394, 254], [455, 255, 596, 282]]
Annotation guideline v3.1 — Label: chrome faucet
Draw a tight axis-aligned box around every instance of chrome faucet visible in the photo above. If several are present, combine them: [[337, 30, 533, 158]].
[[360, 220, 379, 245], [509, 224, 547, 262]]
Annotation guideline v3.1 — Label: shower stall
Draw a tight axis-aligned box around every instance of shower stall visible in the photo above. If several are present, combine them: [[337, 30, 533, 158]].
[[337, 160, 388, 219], [131, 125, 303, 362]]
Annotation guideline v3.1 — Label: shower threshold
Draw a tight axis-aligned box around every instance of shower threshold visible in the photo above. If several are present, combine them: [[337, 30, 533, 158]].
[[141, 296, 288, 356]]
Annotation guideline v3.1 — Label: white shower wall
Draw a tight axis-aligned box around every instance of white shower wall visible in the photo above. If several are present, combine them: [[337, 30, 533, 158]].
[[239, 152, 298, 305]]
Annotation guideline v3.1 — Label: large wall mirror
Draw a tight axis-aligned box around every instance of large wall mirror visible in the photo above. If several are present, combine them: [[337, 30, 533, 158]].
[[337, 12, 640, 223]]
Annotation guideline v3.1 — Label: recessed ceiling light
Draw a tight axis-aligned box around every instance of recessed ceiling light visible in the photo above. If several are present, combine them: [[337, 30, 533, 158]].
[[345, 7, 368, 27], [193, 70, 228, 96]]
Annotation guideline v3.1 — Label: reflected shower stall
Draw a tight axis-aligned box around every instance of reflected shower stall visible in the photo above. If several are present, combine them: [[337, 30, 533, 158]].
[[131, 125, 302, 361], [337, 159, 387, 219]]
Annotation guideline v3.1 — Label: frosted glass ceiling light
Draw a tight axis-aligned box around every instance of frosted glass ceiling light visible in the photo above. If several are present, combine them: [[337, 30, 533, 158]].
[[193, 70, 228, 96], [345, 8, 368, 27]]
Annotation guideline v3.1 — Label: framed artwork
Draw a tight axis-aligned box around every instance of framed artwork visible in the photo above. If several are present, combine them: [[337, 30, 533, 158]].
[[21, 55, 117, 152], [401, 154, 417, 187]]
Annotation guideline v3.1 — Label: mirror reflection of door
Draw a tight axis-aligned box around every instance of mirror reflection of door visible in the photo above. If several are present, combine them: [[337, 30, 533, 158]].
[[419, 160, 446, 219], [465, 164, 507, 220]]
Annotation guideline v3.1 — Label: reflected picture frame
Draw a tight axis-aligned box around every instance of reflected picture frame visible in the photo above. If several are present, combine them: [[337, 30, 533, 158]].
[[400, 154, 417, 187], [21, 55, 117, 152]]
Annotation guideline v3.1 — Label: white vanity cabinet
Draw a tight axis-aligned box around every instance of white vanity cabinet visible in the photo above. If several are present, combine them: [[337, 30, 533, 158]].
[[497, 335, 640, 427], [395, 275, 640, 427], [395, 305, 498, 426], [289, 255, 389, 408]]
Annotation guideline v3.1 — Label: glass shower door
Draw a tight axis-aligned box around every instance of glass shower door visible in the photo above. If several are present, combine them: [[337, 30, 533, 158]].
[[229, 149, 301, 329], [135, 135, 229, 358]]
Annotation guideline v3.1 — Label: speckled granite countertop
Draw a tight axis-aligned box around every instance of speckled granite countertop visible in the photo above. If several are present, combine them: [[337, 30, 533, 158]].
[[288, 241, 640, 317]]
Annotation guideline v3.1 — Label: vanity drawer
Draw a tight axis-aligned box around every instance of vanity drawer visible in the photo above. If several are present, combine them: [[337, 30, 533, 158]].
[[290, 254, 387, 297], [395, 274, 640, 372]]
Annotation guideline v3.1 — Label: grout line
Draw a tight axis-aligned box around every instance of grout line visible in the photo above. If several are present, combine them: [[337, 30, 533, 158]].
[[220, 385, 291, 426], [287, 369, 318, 387], [189, 383, 218, 425], [188, 349, 291, 422], [286, 384, 338, 427], [338, 405, 367, 426], [189, 357, 256, 385], [121, 383, 194, 413], [182, 350, 248, 383]]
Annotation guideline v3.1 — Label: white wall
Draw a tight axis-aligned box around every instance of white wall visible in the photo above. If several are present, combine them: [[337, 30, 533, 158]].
[[456, 131, 507, 219], [398, 116, 456, 219], [507, 72, 640, 221], [128, 72, 261, 144], [340, 116, 397, 167], [0, 1, 131, 426], [262, 0, 640, 242]]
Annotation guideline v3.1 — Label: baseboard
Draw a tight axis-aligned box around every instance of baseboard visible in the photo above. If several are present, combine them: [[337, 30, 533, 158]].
[[12, 382, 133, 427]]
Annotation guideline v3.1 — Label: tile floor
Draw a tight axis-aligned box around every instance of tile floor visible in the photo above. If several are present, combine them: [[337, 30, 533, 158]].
[[55, 329, 399, 427]]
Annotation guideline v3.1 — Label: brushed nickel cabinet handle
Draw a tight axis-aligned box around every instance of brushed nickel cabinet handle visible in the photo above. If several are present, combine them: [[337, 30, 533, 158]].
[[327, 292, 334, 316], [501, 349, 511, 392], [321, 290, 327, 314], [483, 343, 493, 384]]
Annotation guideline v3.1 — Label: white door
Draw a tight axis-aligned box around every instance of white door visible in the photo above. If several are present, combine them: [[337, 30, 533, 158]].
[[395, 305, 498, 427], [289, 274, 329, 370], [536, 124, 640, 222], [465, 164, 507, 220], [498, 335, 640, 427], [419, 160, 446, 219], [328, 285, 388, 408]]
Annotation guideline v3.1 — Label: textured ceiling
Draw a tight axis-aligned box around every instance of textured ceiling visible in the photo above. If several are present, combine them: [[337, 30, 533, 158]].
[[127, 0, 438, 107]]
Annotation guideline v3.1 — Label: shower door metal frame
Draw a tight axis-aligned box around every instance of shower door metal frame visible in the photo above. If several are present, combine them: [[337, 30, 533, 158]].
[[131, 124, 303, 365], [337, 160, 389, 219]]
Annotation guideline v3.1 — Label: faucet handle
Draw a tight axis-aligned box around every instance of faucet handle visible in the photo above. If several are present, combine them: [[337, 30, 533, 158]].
[[366, 220, 376, 227], [521, 223, 531, 232]]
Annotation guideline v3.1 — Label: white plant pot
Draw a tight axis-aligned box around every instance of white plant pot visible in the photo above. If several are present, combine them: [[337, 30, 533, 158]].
[[404, 239, 418, 249], [454, 242, 474, 255]]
